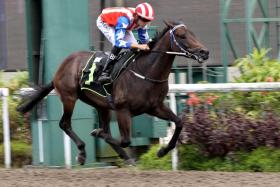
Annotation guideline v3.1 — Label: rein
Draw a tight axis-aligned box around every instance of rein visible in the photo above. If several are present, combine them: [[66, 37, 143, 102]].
[[150, 50, 199, 60]]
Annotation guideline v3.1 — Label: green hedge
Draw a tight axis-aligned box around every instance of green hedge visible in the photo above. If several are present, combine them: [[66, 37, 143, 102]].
[[138, 144, 172, 170], [0, 72, 30, 142], [0, 141, 32, 167], [0, 72, 31, 167], [138, 144, 280, 171], [179, 145, 280, 172]]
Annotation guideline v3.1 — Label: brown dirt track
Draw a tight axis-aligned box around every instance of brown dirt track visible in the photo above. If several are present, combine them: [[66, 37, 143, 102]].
[[0, 168, 280, 187]]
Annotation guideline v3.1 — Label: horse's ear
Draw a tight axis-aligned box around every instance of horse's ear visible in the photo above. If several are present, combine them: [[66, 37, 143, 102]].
[[178, 18, 184, 24], [163, 20, 174, 28]]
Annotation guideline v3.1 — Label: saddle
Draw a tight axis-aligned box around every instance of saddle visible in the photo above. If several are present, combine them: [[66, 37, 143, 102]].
[[80, 50, 138, 97]]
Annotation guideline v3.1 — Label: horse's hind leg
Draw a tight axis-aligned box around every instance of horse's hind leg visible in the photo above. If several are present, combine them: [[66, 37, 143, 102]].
[[91, 109, 134, 165], [98, 108, 111, 134], [59, 98, 86, 165]]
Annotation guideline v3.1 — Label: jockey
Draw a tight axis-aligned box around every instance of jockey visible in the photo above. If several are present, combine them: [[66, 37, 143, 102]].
[[96, 2, 155, 84]]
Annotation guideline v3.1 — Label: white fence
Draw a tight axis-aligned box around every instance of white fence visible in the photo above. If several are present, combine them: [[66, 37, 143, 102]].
[[2, 83, 280, 169], [169, 82, 280, 93], [0, 88, 11, 168]]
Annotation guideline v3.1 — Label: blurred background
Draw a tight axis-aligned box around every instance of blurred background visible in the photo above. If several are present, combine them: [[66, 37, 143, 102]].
[[1, 0, 279, 77]]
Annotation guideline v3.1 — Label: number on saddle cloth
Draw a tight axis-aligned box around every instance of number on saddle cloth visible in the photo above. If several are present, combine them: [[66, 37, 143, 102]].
[[80, 50, 137, 96]]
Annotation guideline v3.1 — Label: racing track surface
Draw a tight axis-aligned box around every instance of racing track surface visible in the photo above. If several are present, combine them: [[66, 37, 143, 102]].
[[0, 168, 280, 187]]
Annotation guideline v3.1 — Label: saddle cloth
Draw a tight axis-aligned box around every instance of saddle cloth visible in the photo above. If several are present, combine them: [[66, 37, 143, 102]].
[[80, 50, 137, 97]]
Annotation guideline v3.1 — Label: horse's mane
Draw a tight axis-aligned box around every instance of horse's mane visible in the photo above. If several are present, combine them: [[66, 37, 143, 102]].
[[148, 26, 170, 49]]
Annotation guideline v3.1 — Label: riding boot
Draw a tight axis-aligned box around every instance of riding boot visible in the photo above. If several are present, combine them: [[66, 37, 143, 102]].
[[98, 46, 121, 84]]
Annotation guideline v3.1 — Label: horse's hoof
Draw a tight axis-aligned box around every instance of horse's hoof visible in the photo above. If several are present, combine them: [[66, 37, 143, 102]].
[[90, 128, 103, 137], [76, 154, 86, 165], [124, 158, 136, 166], [120, 140, 131, 148], [157, 147, 167, 158]]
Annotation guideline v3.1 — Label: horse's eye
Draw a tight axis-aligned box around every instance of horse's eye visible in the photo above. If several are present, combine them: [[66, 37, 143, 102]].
[[178, 35, 186, 39]]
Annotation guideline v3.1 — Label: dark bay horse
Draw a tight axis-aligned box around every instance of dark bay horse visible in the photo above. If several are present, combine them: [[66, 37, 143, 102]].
[[17, 21, 209, 165]]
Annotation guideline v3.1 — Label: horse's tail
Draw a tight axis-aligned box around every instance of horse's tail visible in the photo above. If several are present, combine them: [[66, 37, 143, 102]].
[[17, 81, 54, 114]]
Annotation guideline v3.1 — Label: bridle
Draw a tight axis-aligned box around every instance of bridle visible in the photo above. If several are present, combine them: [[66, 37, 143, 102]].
[[129, 24, 203, 84], [152, 24, 203, 62], [170, 24, 189, 54]]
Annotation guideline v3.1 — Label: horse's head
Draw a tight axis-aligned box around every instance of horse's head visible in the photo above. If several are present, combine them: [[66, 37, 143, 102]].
[[164, 21, 209, 63]]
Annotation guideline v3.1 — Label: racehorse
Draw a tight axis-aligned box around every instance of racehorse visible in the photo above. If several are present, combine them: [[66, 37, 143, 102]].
[[17, 21, 209, 165]]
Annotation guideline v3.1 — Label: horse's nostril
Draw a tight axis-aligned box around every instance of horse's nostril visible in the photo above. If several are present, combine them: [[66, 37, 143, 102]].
[[200, 49, 209, 56], [198, 49, 209, 60]]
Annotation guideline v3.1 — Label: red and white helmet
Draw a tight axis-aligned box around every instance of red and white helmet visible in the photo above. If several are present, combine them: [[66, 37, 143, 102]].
[[135, 2, 154, 21]]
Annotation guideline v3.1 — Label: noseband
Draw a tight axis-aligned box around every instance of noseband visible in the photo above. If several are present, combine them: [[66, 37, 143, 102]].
[[169, 24, 188, 53], [169, 24, 201, 61]]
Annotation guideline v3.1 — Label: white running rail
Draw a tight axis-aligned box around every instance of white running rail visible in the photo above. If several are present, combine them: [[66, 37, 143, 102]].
[[0, 88, 11, 168]]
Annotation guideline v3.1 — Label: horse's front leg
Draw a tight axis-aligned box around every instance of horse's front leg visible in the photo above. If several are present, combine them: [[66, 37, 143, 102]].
[[91, 109, 134, 165], [148, 104, 183, 157], [116, 109, 132, 148], [91, 129, 134, 165]]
